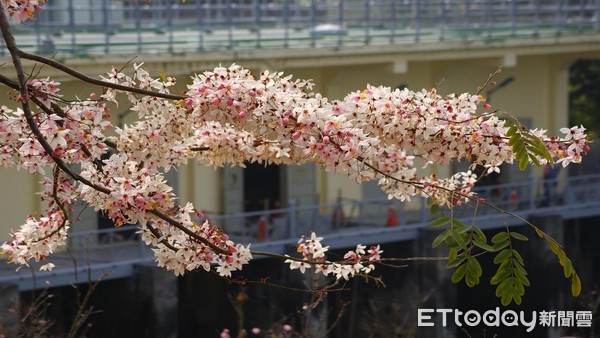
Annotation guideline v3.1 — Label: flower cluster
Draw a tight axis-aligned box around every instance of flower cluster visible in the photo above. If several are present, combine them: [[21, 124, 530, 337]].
[[555, 126, 589, 167], [28, 77, 61, 107], [142, 217, 252, 277], [2, 0, 46, 23], [79, 152, 253, 276], [285, 232, 383, 280], [0, 95, 111, 174], [0, 60, 590, 279], [1, 210, 69, 271]]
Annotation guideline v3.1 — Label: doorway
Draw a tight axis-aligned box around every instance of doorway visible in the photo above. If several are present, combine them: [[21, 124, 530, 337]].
[[243, 162, 282, 212]]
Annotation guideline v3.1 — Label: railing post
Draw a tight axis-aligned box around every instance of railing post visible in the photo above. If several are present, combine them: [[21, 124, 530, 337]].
[[196, 1, 204, 51], [102, 0, 110, 55], [364, 0, 370, 45], [134, 1, 142, 54], [68, 0, 76, 55], [253, 0, 261, 48], [529, 176, 536, 210], [390, 0, 397, 44], [226, 0, 233, 49], [337, 0, 344, 47], [283, 0, 290, 48], [288, 199, 297, 239], [414, 0, 421, 43], [167, 2, 174, 54], [310, 0, 317, 47]]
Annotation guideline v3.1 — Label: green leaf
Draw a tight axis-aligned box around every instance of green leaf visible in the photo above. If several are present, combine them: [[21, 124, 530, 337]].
[[450, 218, 468, 228], [496, 277, 513, 296], [457, 257, 482, 288], [528, 153, 541, 168], [514, 270, 530, 288], [513, 291, 523, 305], [493, 249, 512, 264], [549, 241, 566, 260], [562, 258, 573, 278], [453, 224, 471, 234], [473, 239, 494, 252], [514, 140, 526, 154], [508, 133, 521, 147], [430, 214, 450, 228], [514, 281, 525, 296], [527, 143, 549, 158], [572, 273, 582, 297], [491, 232, 509, 244], [432, 230, 449, 248], [472, 227, 487, 242], [491, 241, 510, 251], [519, 154, 529, 171], [468, 257, 482, 275], [512, 249, 525, 265], [491, 259, 511, 281], [159, 71, 168, 82], [510, 232, 528, 241], [452, 232, 468, 250], [451, 232, 468, 250], [534, 228, 545, 238], [452, 264, 467, 283], [501, 292, 513, 306], [446, 253, 467, 268]]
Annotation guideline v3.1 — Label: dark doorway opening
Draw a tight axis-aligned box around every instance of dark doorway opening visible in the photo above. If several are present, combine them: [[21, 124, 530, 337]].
[[243, 162, 281, 212]]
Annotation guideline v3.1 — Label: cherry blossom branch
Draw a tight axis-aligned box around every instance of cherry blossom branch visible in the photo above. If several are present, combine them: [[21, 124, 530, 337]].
[[145, 222, 178, 252], [0, 7, 230, 258], [17, 51, 186, 101], [33, 165, 70, 243], [253, 250, 446, 265], [0, 6, 110, 195], [476, 66, 503, 95], [149, 209, 229, 255]]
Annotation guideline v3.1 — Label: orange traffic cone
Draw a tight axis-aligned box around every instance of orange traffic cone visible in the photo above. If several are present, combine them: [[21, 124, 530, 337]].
[[386, 204, 399, 227], [256, 215, 268, 240]]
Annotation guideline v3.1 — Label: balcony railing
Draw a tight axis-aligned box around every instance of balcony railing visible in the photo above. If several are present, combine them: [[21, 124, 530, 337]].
[[3, 0, 600, 57], [2, 173, 600, 290]]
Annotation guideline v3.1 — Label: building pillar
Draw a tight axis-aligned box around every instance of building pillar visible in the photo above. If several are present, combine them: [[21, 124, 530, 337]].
[[415, 228, 457, 338], [135, 264, 178, 338], [0, 283, 19, 338]]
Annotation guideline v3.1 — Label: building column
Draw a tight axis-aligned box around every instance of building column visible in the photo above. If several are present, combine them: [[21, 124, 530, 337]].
[[135, 264, 178, 338], [0, 283, 19, 338]]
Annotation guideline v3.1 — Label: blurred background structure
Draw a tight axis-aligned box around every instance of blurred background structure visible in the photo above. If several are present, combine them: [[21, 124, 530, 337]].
[[2, 1, 600, 337]]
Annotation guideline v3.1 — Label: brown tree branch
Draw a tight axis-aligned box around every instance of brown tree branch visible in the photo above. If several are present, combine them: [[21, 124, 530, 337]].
[[18, 50, 186, 101], [0, 5, 230, 257]]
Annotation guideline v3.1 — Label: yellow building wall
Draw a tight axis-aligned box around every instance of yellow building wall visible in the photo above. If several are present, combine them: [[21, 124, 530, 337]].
[[0, 169, 38, 244], [0, 50, 597, 240]]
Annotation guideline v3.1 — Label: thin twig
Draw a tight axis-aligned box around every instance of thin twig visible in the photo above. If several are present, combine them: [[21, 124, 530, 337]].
[[18, 50, 186, 101]]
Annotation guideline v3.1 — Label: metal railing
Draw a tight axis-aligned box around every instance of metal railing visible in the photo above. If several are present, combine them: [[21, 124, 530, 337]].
[[2, 173, 600, 290], [3, 0, 600, 56]]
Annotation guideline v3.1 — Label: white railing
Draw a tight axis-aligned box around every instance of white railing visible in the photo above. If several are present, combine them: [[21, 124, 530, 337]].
[[2, 173, 600, 290], [2, 0, 599, 56]]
